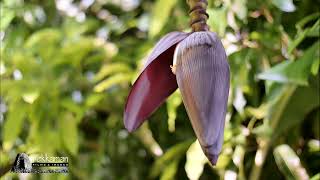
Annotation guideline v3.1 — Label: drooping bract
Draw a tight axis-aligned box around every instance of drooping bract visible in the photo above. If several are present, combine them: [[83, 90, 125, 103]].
[[173, 32, 230, 164], [124, 32, 189, 132]]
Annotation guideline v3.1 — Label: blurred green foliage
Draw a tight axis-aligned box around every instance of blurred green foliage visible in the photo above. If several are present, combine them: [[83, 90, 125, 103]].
[[0, 0, 319, 179]]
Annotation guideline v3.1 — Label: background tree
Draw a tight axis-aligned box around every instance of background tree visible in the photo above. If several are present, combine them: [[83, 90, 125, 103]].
[[0, 0, 319, 179]]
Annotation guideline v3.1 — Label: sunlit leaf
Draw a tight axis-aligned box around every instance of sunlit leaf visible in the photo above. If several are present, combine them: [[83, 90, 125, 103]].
[[60, 113, 79, 155], [2, 101, 26, 151], [233, 87, 246, 114], [149, 0, 177, 37], [207, 8, 227, 36], [271, 0, 296, 12], [22, 91, 39, 104], [215, 152, 232, 169], [245, 104, 268, 119], [24, 29, 62, 48], [232, 145, 245, 167], [135, 123, 163, 157], [224, 170, 237, 180], [63, 18, 100, 37], [185, 140, 207, 180], [232, 0, 247, 20], [274, 144, 309, 179], [310, 173, 320, 180], [94, 73, 132, 92], [311, 57, 319, 75], [85, 93, 105, 107], [160, 159, 179, 180], [35, 126, 60, 154], [166, 90, 182, 132], [61, 98, 85, 122], [307, 139, 320, 153], [24, 29, 62, 61], [0, 6, 15, 31], [59, 37, 96, 66], [94, 63, 132, 82]]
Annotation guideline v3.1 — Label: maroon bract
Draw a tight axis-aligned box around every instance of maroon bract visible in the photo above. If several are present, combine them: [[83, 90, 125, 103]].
[[124, 32, 189, 132]]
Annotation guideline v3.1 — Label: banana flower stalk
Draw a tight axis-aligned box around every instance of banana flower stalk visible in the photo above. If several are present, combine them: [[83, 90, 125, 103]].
[[124, 0, 230, 165]]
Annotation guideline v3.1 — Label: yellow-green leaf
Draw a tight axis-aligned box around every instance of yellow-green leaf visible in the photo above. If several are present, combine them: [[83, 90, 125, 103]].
[[166, 90, 182, 132], [258, 41, 319, 85], [2, 101, 26, 151], [274, 144, 309, 179], [149, 139, 193, 178], [185, 140, 207, 180], [149, 0, 177, 38], [160, 159, 179, 180], [60, 113, 79, 155], [0, 6, 15, 31], [94, 63, 132, 82], [94, 73, 132, 92]]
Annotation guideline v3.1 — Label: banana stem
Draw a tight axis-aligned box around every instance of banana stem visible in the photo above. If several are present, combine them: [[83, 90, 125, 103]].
[[187, 0, 209, 32]]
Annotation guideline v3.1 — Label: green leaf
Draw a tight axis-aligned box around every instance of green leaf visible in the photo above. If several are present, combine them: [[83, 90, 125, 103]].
[[34, 125, 60, 154], [160, 159, 179, 180], [307, 20, 320, 37], [2, 101, 26, 151], [149, 140, 193, 178], [254, 84, 296, 139], [311, 57, 319, 75], [288, 20, 319, 53], [24, 29, 62, 61], [261, 75, 319, 140], [60, 113, 79, 155], [310, 173, 320, 180], [135, 123, 163, 157], [258, 41, 319, 85], [287, 29, 309, 54], [63, 18, 100, 37], [94, 63, 132, 82], [22, 91, 39, 104], [207, 8, 227, 36], [307, 139, 320, 153], [185, 140, 207, 180], [296, 13, 320, 30], [232, 145, 245, 168], [59, 37, 96, 66], [85, 93, 105, 107], [272, 79, 319, 138], [93, 73, 132, 92], [61, 98, 85, 122], [24, 28, 62, 48], [271, 0, 296, 12], [149, 0, 177, 38], [273, 144, 309, 179], [0, 5, 15, 31], [166, 90, 182, 132], [245, 104, 268, 119]]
